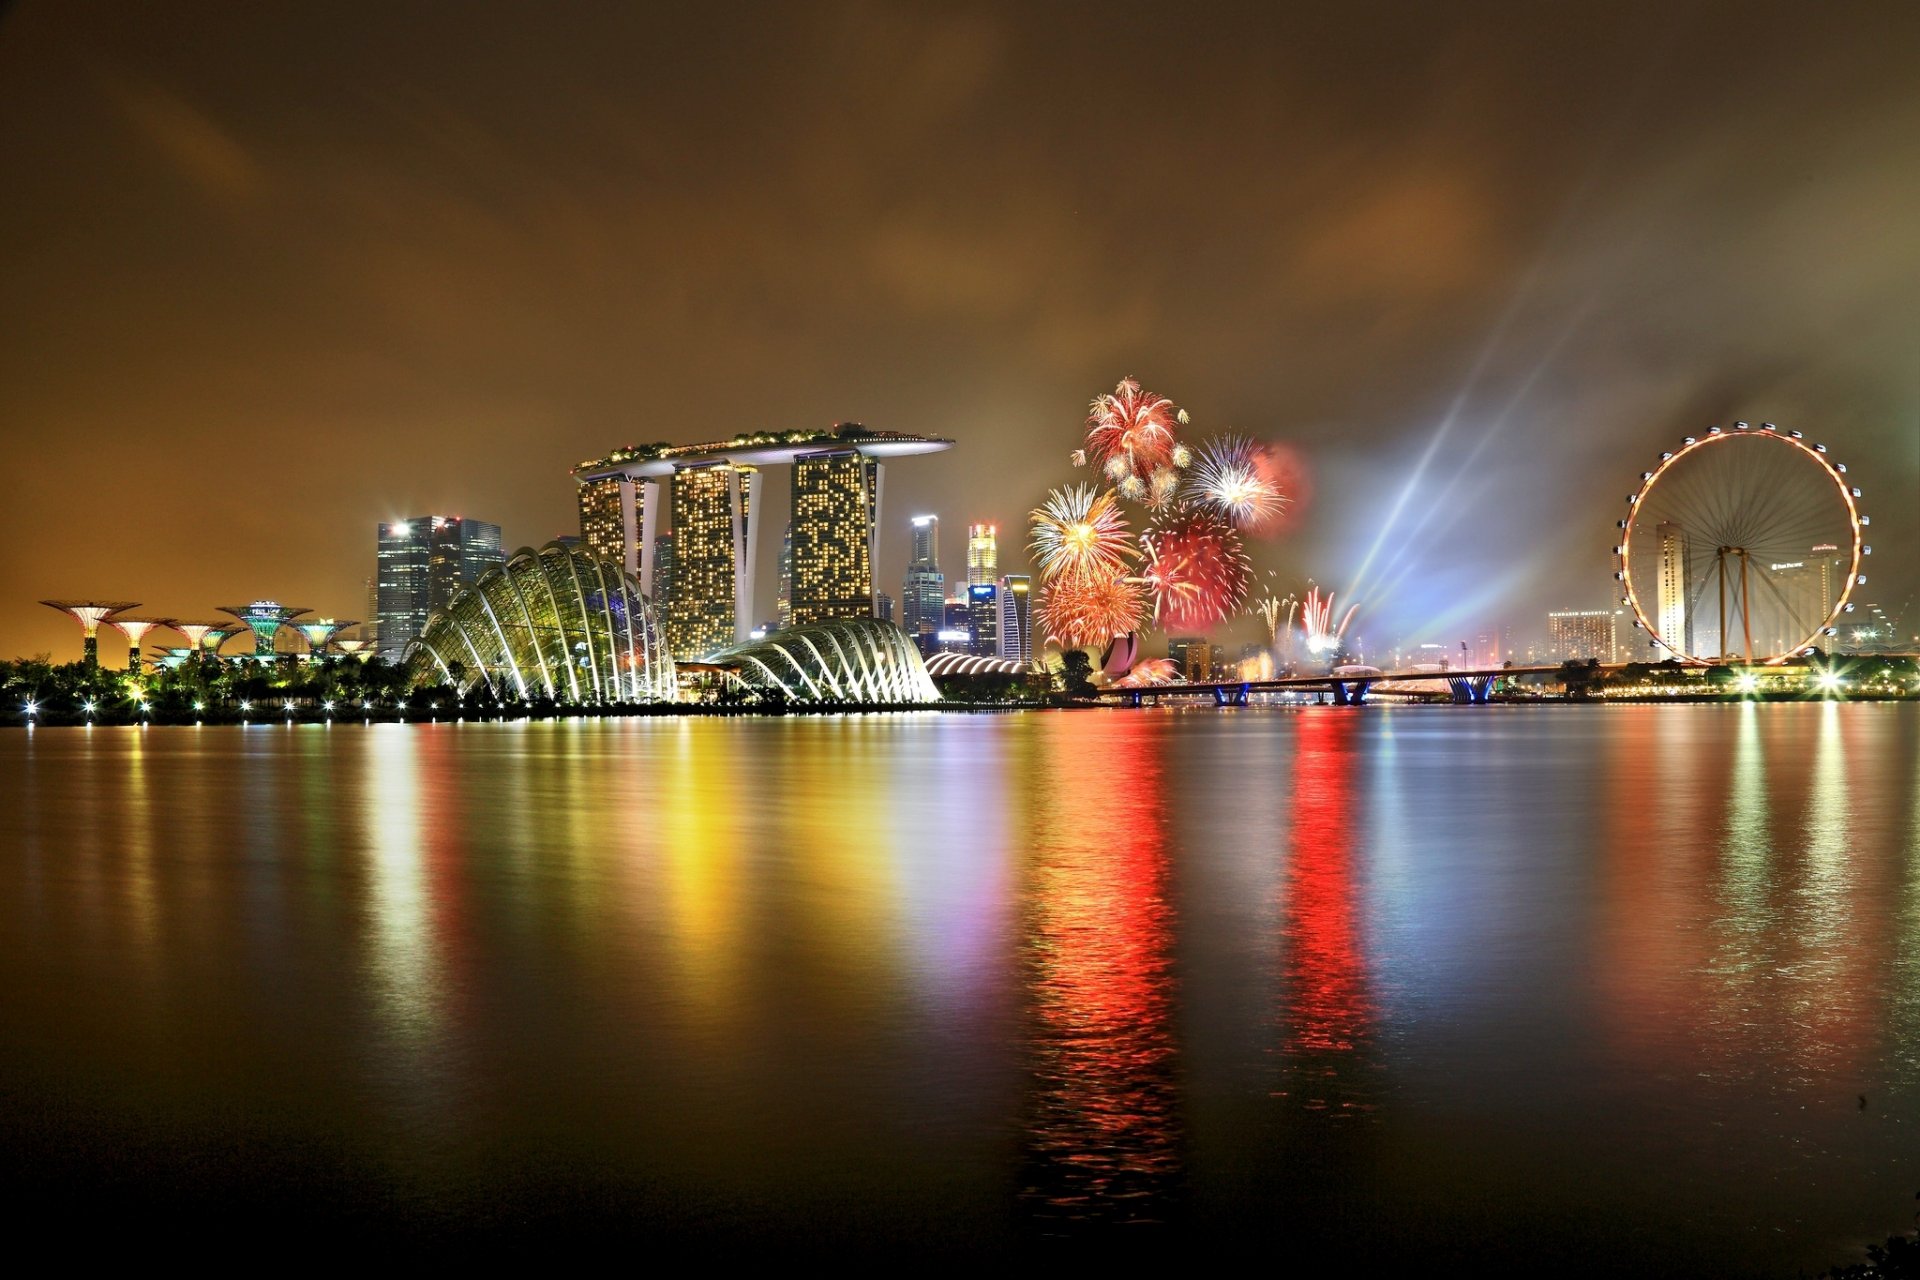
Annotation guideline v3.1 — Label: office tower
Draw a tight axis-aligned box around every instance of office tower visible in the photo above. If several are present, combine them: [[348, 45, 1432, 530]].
[[1547, 610, 1614, 661], [997, 575, 1032, 662], [652, 531, 675, 613], [1655, 520, 1691, 657], [875, 592, 894, 624], [363, 577, 379, 647], [911, 514, 938, 567], [1167, 636, 1210, 681], [902, 514, 944, 652], [375, 516, 504, 662], [967, 582, 998, 656], [966, 523, 997, 588], [789, 450, 883, 626], [777, 522, 793, 629], [667, 463, 760, 657]]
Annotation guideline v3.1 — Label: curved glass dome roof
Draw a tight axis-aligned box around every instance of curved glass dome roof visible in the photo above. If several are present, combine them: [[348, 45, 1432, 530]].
[[408, 543, 675, 703], [706, 617, 939, 704]]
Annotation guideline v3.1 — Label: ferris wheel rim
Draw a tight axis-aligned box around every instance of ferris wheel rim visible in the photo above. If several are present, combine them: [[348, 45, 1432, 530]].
[[1616, 426, 1864, 666]]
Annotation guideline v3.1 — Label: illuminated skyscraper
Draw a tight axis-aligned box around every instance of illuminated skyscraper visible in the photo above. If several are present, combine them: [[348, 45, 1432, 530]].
[[1655, 520, 1691, 657], [875, 592, 894, 624], [911, 514, 938, 567], [776, 522, 793, 629], [652, 531, 676, 618], [575, 473, 662, 589], [376, 516, 504, 662], [967, 523, 997, 588], [902, 514, 943, 652], [790, 450, 882, 626], [998, 574, 1032, 662], [1547, 610, 1615, 661], [668, 462, 760, 657], [967, 583, 998, 656]]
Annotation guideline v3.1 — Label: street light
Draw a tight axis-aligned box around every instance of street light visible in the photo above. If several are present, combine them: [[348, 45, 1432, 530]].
[[22, 700, 36, 720]]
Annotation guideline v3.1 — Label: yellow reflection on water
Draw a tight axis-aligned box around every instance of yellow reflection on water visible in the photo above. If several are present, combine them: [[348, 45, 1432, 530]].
[[656, 721, 747, 1039], [362, 725, 446, 1079]]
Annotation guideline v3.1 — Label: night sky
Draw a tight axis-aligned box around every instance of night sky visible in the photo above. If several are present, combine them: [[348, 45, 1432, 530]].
[[3, 2, 1915, 660]]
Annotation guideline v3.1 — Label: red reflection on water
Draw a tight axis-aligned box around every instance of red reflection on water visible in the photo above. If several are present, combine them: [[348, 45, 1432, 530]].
[[1019, 712, 1178, 1233], [1277, 710, 1373, 1108]]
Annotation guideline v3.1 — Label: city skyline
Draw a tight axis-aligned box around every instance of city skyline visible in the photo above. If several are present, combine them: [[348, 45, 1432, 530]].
[[3, 4, 1917, 661]]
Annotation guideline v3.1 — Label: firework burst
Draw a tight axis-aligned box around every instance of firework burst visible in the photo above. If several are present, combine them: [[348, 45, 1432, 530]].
[[1301, 585, 1358, 656], [1191, 434, 1286, 532], [1029, 484, 1135, 584], [1039, 574, 1146, 649], [1085, 377, 1180, 486], [1111, 658, 1181, 689], [1138, 507, 1251, 633]]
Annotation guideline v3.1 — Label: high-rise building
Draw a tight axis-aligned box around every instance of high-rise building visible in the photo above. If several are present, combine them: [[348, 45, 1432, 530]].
[[1548, 610, 1615, 662], [967, 582, 998, 656], [652, 531, 676, 615], [911, 514, 938, 568], [776, 522, 793, 629], [376, 516, 505, 662], [1655, 520, 1692, 657], [1168, 636, 1212, 681], [667, 463, 760, 658], [789, 450, 883, 626], [363, 576, 379, 647], [875, 592, 894, 624], [573, 472, 663, 595], [967, 523, 997, 588], [902, 514, 944, 653], [998, 574, 1032, 663]]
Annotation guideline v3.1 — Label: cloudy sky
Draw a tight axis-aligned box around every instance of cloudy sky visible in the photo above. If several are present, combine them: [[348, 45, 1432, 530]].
[[2, 1, 1914, 659]]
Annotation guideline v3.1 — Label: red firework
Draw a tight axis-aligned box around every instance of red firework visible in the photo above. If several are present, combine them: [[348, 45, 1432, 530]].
[[1139, 507, 1252, 632], [1039, 574, 1146, 649], [1085, 377, 1180, 484]]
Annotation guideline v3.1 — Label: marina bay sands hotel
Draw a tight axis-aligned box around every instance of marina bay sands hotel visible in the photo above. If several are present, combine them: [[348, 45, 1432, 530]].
[[572, 422, 952, 659]]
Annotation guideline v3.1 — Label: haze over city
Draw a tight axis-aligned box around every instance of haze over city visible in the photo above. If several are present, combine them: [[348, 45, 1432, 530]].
[[3, 1, 1915, 660]]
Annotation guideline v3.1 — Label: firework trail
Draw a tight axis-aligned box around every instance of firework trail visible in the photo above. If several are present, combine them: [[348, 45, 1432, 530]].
[[1084, 377, 1181, 487], [1038, 575, 1147, 649], [1029, 484, 1136, 584], [1301, 585, 1359, 656], [1251, 586, 1298, 648], [1138, 508, 1251, 633], [1191, 434, 1286, 532]]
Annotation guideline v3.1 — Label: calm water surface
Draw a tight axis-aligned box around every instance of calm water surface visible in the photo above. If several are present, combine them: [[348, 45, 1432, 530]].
[[3, 705, 1918, 1271]]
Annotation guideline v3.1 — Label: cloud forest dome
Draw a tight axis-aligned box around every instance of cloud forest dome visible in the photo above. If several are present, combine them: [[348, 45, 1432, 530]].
[[408, 543, 675, 703], [705, 617, 940, 704]]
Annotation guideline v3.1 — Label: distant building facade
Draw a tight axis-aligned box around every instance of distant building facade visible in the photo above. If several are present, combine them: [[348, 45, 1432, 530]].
[[668, 463, 759, 658], [789, 450, 882, 626], [967, 582, 998, 656], [902, 514, 944, 654], [997, 574, 1031, 663], [376, 515, 503, 662], [966, 523, 997, 589], [1548, 609, 1616, 662]]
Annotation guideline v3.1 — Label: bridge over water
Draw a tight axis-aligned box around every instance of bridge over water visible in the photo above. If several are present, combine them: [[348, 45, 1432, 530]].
[[1098, 665, 1570, 707]]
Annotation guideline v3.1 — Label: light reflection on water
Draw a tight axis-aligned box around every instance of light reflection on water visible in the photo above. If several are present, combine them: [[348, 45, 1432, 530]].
[[0, 706, 1917, 1272]]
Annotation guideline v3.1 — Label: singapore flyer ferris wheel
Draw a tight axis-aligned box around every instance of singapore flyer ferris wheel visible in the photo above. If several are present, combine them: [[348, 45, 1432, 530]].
[[1616, 422, 1870, 665]]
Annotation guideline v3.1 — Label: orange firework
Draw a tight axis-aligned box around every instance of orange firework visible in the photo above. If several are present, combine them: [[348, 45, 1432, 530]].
[[1030, 484, 1136, 584], [1039, 574, 1146, 649]]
